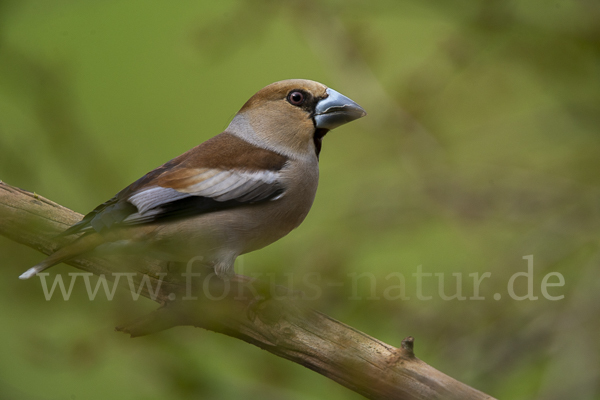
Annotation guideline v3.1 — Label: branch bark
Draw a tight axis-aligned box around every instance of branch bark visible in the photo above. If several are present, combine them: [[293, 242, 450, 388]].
[[0, 181, 495, 400]]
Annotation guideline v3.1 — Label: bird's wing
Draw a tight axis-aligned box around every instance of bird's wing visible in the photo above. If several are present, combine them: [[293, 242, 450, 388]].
[[121, 168, 285, 225], [60, 133, 289, 235]]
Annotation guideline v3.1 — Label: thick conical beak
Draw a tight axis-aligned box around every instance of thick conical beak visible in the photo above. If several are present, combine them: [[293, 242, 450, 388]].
[[314, 88, 367, 130]]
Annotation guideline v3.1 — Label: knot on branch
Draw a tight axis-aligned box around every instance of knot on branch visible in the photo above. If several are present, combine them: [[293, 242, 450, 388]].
[[401, 336, 415, 357], [386, 336, 416, 367]]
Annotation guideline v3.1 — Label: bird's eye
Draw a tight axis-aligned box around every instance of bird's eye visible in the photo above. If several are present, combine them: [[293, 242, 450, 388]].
[[287, 91, 305, 106]]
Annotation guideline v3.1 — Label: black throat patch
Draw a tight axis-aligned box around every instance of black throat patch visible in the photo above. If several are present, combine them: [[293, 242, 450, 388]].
[[313, 128, 329, 159]]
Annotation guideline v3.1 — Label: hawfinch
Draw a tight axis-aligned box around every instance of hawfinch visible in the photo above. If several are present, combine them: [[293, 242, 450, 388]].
[[20, 79, 366, 279]]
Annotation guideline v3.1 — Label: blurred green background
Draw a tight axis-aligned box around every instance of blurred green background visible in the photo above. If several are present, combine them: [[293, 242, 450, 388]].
[[1, 0, 600, 399]]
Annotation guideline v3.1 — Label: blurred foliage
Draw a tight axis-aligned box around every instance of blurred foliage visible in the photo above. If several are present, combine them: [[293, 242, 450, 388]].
[[1, 0, 600, 399]]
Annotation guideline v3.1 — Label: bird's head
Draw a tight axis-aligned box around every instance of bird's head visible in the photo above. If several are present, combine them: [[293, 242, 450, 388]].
[[227, 79, 366, 159]]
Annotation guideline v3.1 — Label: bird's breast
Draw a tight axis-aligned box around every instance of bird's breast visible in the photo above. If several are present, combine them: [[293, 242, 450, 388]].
[[240, 156, 319, 251]]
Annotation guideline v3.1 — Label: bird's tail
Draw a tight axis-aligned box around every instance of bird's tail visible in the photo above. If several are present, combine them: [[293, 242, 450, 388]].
[[19, 233, 105, 280], [19, 259, 58, 279]]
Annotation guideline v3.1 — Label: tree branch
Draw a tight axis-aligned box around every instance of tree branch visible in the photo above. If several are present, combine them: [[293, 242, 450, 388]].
[[0, 181, 495, 400]]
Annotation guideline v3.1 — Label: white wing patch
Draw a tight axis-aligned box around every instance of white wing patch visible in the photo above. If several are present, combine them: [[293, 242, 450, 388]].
[[129, 187, 190, 214], [127, 169, 284, 216]]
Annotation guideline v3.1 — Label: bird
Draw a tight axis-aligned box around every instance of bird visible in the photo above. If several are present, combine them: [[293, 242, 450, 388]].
[[19, 79, 366, 280]]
